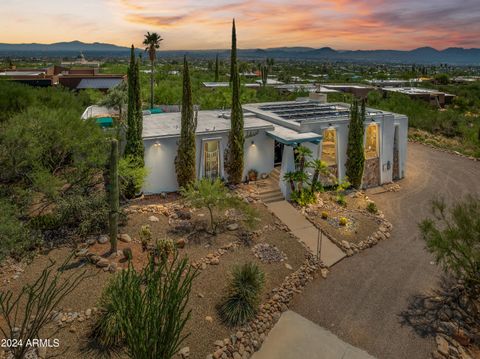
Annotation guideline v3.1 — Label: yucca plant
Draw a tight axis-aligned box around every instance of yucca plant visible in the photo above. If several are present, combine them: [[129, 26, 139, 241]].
[[218, 262, 265, 327], [89, 250, 197, 359]]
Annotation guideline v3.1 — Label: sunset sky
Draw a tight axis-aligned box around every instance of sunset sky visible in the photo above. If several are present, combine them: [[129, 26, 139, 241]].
[[1, 0, 479, 50]]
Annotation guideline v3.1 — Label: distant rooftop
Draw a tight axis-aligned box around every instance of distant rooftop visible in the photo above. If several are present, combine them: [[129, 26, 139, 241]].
[[382, 87, 455, 96], [202, 82, 260, 88]]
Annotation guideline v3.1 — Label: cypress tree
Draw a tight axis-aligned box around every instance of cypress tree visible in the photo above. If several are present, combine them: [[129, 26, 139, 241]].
[[229, 21, 237, 83], [224, 19, 245, 184], [345, 99, 365, 189], [134, 58, 144, 165], [125, 45, 137, 158], [125, 46, 144, 164], [175, 56, 197, 188], [214, 54, 219, 82]]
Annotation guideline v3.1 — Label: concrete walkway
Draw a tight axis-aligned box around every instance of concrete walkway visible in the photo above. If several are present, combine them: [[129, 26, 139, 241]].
[[266, 201, 346, 267], [252, 311, 375, 359]]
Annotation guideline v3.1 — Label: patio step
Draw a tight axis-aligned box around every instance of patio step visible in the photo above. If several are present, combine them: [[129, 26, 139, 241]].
[[260, 190, 284, 204], [270, 168, 281, 181]]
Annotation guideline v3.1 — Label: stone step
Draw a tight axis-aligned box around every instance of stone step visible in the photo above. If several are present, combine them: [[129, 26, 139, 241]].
[[260, 191, 284, 203], [262, 195, 285, 204]]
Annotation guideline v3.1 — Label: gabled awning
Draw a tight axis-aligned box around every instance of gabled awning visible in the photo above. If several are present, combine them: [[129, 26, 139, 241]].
[[266, 126, 322, 145]]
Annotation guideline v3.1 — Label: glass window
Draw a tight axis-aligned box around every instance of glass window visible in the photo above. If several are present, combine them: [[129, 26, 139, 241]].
[[204, 140, 220, 178], [321, 128, 337, 166], [365, 124, 379, 159]]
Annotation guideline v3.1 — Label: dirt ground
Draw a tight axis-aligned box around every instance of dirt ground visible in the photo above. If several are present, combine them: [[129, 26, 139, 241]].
[[0, 200, 307, 359]]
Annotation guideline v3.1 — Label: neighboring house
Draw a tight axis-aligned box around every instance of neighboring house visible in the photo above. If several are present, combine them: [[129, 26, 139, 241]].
[[1, 65, 122, 90], [58, 74, 125, 92], [142, 96, 408, 197], [381, 87, 455, 108]]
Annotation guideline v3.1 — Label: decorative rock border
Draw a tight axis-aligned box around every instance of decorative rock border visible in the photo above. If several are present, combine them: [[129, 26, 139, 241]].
[[204, 253, 321, 359], [190, 242, 240, 270]]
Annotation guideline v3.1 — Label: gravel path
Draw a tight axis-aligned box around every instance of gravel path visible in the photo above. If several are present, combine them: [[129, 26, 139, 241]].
[[290, 143, 480, 359]]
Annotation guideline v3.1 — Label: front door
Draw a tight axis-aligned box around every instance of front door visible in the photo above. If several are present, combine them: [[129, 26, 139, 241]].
[[204, 140, 220, 179]]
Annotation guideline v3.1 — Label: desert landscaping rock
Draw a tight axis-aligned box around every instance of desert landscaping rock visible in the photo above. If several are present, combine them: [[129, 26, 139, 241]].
[[227, 223, 239, 231], [252, 243, 287, 263], [95, 258, 109, 268], [97, 235, 109, 244], [118, 233, 132, 243], [148, 215, 160, 222]]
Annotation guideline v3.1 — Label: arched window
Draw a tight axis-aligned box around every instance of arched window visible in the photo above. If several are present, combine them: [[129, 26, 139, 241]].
[[365, 124, 379, 159]]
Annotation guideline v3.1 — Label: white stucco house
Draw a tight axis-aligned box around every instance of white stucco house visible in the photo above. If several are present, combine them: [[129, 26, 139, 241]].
[[142, 96, 408, 198]]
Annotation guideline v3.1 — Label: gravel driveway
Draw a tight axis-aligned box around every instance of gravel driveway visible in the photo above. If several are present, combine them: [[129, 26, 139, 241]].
[[291, 143, 480, 359]]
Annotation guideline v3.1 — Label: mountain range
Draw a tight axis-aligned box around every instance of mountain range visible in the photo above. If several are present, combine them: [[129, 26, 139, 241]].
[[0, 41, 479, 65]]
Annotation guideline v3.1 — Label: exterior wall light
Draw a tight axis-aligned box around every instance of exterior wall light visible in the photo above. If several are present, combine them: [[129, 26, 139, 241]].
[[154, 141, 161, 148], [251, 140, 255, 146]]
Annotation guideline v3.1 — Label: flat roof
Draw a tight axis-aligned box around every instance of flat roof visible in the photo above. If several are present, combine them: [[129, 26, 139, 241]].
[[76, 78, 123, 89], [202, 82, 260, 88], [382, 87, 455, 96], [142, 110, 274, 140], [0, 71, 45, 76], [267, 126, 322, 145]]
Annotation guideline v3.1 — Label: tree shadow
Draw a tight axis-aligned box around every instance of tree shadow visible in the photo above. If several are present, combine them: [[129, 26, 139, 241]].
[[399, 275, 480, 343]]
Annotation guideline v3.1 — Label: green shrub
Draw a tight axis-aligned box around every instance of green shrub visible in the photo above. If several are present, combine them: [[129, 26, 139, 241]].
[[321, 211, 328, 219], [181, 178, 257, 234], [89, 276, 124, 353], [339, 217, 348, 226], [419, 196, 480, 293], [119, 156, 148, 199], [0, 200, 38, 260], [155, 238, 175, 260], [366, 202, 378, 214], [291, 190, 316, 207], [218, 262, 265, 326], [89, 251, 197, 358]]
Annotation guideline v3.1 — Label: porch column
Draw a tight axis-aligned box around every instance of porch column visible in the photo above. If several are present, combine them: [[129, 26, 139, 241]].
[[279, 145, 295, 199]]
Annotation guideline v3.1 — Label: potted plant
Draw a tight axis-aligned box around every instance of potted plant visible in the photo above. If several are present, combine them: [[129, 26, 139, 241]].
[[248, 169, 258, 182]]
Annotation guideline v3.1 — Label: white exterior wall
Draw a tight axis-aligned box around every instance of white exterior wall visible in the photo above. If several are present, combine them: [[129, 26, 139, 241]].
[[143, 137, 179, 193], [377, 115, 393, 184], [243, 131, 275, 179], [143, 129, 274, 194], [395, 117, 408, 178]]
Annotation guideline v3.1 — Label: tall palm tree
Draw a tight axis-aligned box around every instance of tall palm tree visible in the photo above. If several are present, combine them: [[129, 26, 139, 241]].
[[143, 32, 163, 109]]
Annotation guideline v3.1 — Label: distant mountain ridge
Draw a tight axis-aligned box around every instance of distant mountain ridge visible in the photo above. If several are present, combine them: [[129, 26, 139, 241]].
[[0, 41, 479, 64]]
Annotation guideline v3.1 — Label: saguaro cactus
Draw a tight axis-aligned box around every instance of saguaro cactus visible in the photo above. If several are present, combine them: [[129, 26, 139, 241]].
[[109, 139, 119, 253]]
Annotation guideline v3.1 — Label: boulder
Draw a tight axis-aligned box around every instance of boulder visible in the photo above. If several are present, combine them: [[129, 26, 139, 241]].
[[148, 215, 160, 222], [175, 209, 192, 220], [97, 235, 109, 244], [178, 347, 190, 358], [227, 223, 239, 231], [96, 259, 110, 268], [118, 234, 132, 243]]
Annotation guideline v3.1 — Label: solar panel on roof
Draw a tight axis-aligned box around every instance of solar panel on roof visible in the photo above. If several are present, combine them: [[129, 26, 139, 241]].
[[259, 102, 349, 122]]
